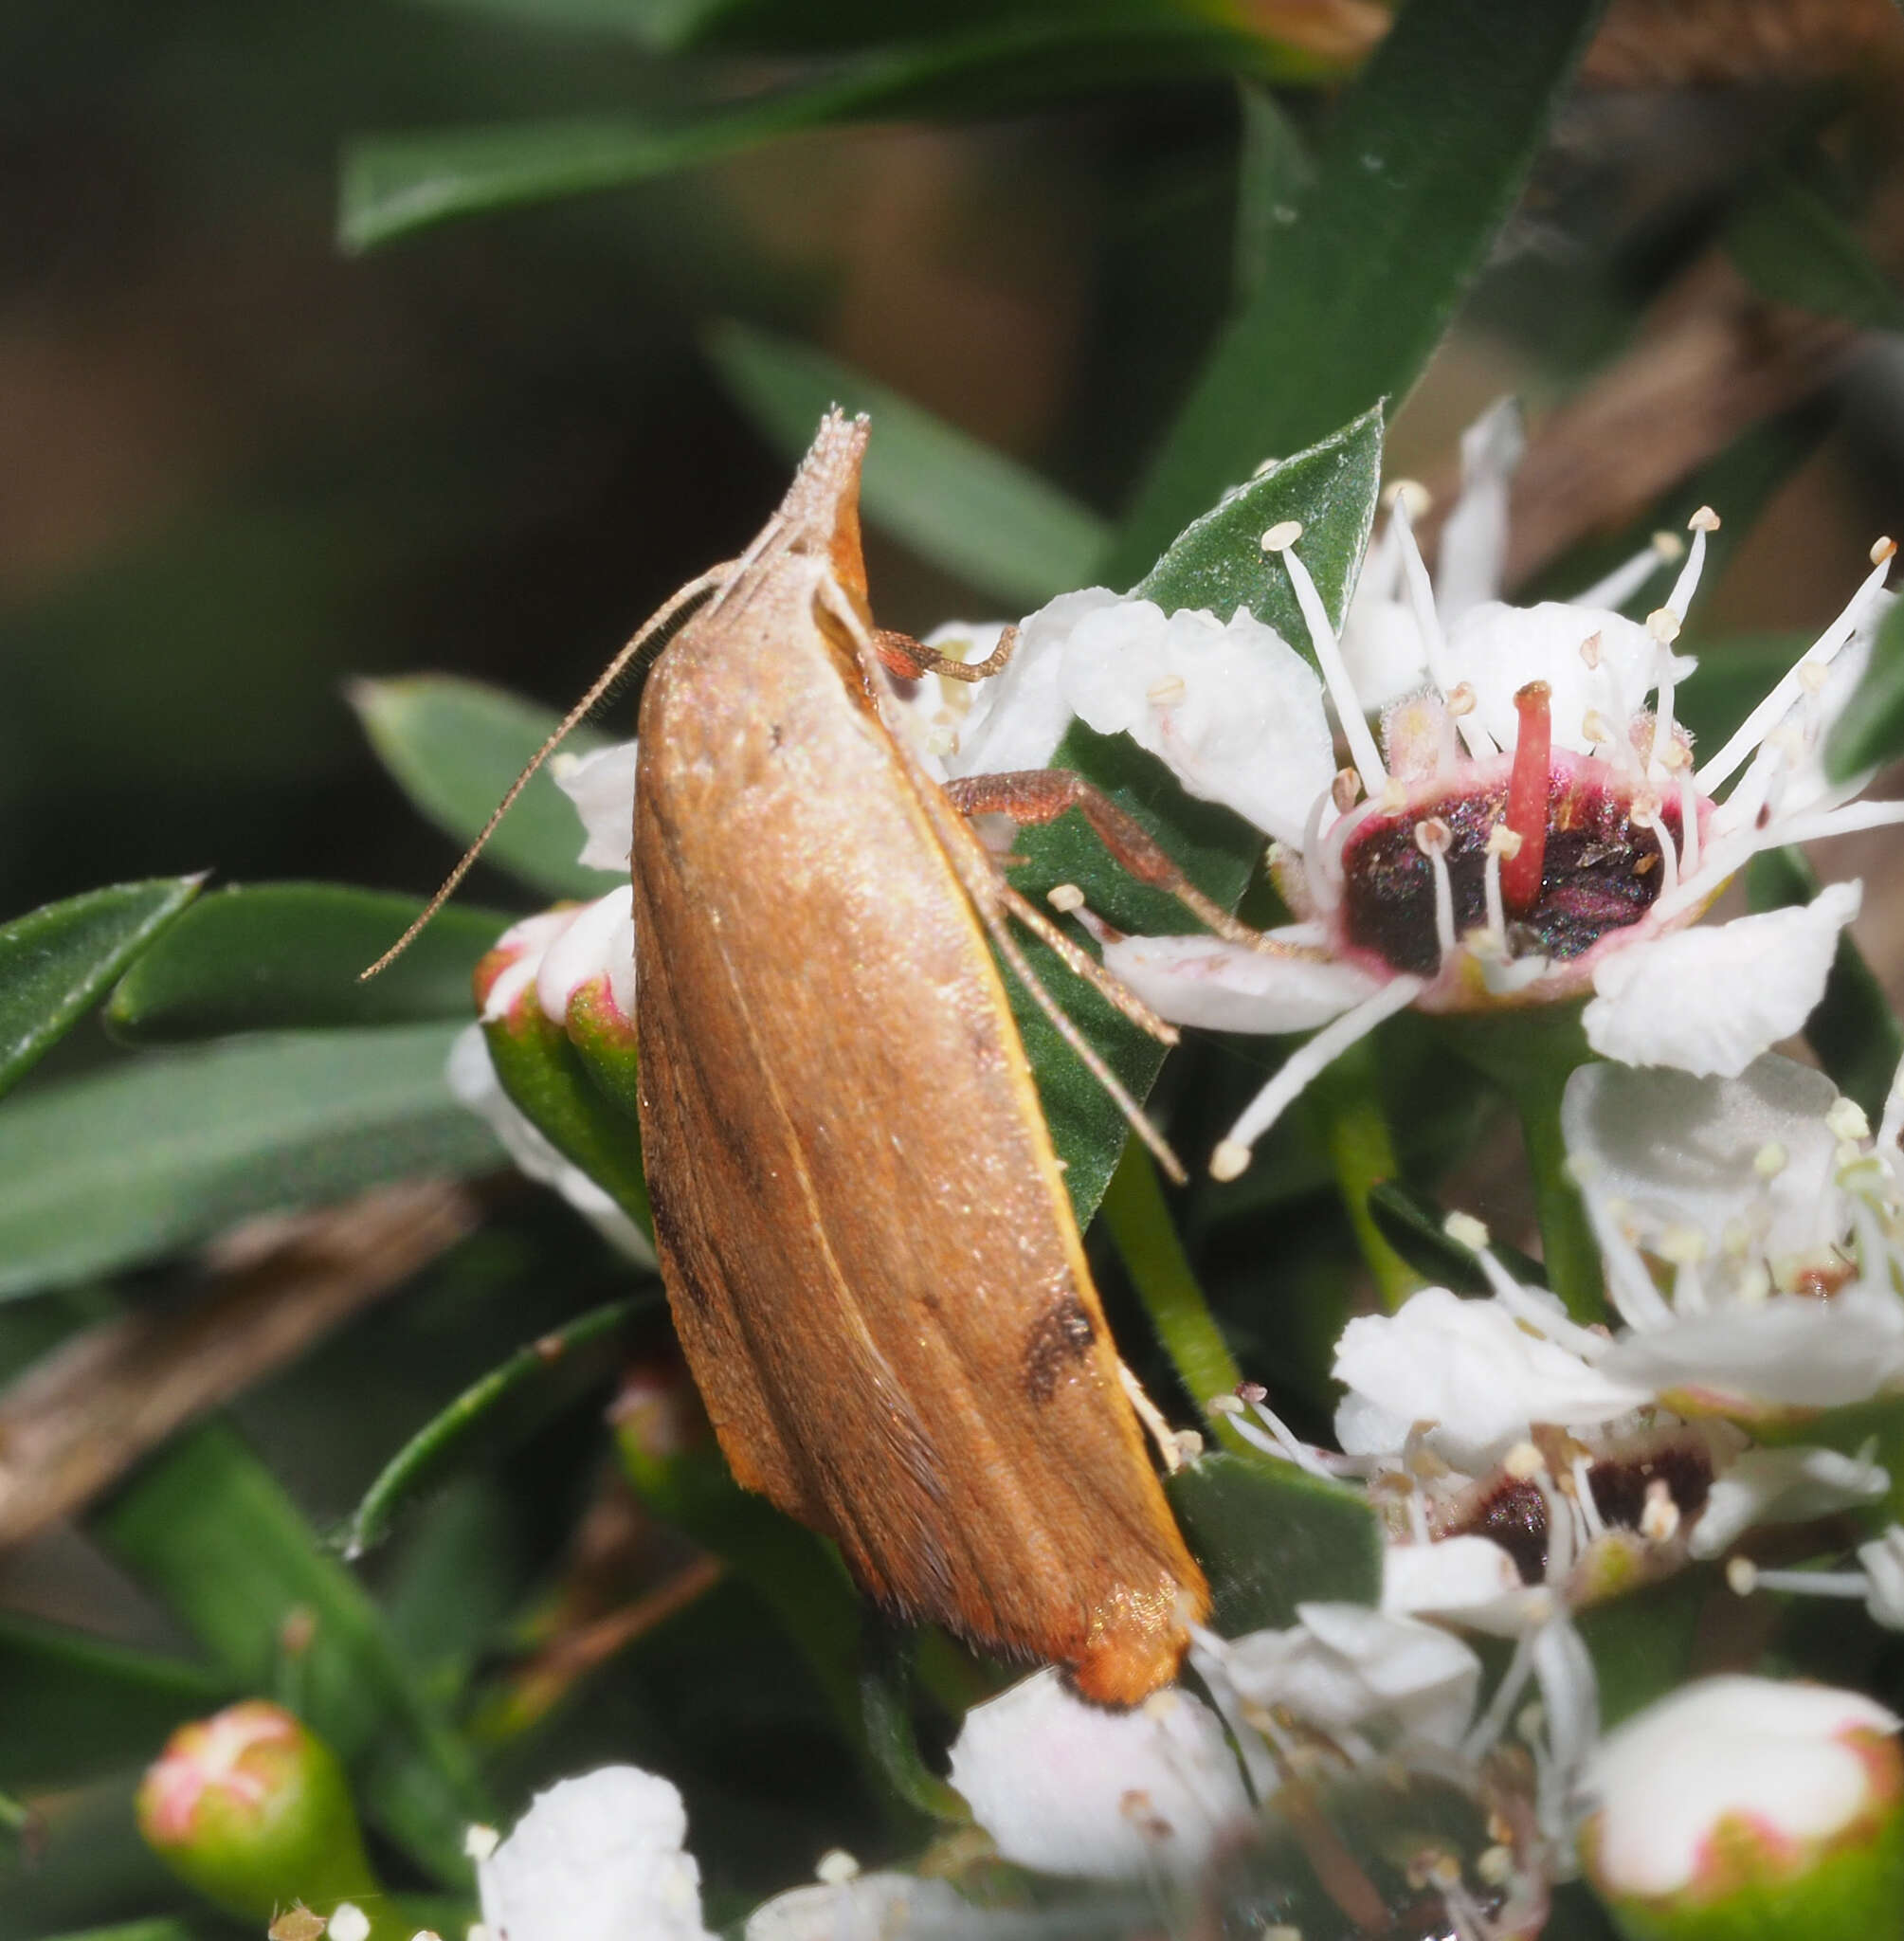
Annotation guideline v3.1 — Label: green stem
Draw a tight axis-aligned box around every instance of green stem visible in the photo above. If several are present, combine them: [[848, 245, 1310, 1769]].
[[1303, 1040, 1419, 1311], [1512, 1057, 1604, 1322], [1101, 1140, 1247, 1449]]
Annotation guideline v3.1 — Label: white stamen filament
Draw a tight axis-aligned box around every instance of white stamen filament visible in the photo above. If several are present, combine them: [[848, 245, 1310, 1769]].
[[1416, 819, 1457, 962], [1211, 975, 1426, 1177], [1661, 509, 1715, 620], [1472, 1246, 1614, 1363], [1677, 771, 1701, 875], [1274, 535, 1390, 797], [1299, 783, 1343, 911], [1648, 647, 1679, 781], [1742, 1567, 1870, 1601], [1571, 536, 1675, 611], [1570, 1454, 1607, 1542], [1391, 491, 1497, 759], [1697, 543, 1895, 792], [1651, 794, 1904, 928], [1483, 839, 1508, 951], [1636, 809, 1679, 898], [1879, 1057, 1904, 1157]]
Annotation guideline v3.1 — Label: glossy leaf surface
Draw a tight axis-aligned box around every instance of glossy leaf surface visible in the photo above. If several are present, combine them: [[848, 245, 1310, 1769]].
[[106, 884, 511, 1042], [0, 1025, 499, 1301], [0, 879, 200, 1099]]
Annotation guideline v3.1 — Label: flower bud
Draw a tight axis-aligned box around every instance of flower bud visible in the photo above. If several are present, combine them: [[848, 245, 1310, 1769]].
[[136, 1700, 379, 1924], [1580, 1677, 1904, 1939]]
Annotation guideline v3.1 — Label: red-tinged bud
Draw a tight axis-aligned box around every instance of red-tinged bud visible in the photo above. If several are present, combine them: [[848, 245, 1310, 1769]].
[[136, 1701, 379, 1925]]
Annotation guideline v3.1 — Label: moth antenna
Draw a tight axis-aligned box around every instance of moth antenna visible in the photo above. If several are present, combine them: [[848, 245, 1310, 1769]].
[[360, 564, 731, 981]]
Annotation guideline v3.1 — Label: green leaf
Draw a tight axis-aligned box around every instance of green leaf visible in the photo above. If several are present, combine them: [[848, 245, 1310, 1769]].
[[1367, 1179, 1548, 1295], [0, 1615, 229, 1791], [1168, 1451, 1382, 1635], [105, 884, 511, 1043], [705, 319, 1109, 607], [0, 1024, 499, 1302], [1578, 1569, 1714, 1731], [1747, 847, 1902, 1122], [97, 1422, 491, 1888], [1826, 597, 1904, 782], [1106, 0, 1604, 580], [339, 23, 1326, 251], [1231, 82, 1313, 308], [25, 1925, 209, 1941], [1725, 165, 1904, 332], [348, 1297, 650, 1556], [0, 880, 201, 1100], [350, 676, 614, 900], [1009, 408, 1382, 1224]]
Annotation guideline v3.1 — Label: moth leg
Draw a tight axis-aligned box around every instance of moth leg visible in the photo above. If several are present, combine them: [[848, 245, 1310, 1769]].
[[872, 624, 1017, 684], [1118, 1361, 1188, 1474], [944, 770, 1260, 949]]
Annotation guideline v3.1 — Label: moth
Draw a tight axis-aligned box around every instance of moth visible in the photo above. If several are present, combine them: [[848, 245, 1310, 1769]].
[[378, 412, 1221, 1702]]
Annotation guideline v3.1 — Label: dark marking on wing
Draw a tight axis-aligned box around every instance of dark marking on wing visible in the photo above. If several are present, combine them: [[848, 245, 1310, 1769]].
[[1022, 1296, 1097, 1404]]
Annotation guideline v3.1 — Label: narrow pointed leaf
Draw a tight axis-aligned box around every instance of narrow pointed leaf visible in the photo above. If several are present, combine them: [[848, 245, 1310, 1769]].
[[0, 879, 200, 1099], [1009, 408, 1382, 1224], [0, 1025, 499, 1301], [1368, 1179, 1548, 1294], [105, 884, 511, 1042], [97, 1422, 490, 1887], [348, 1297, 651, 1556], [351, 676, 614, 900], [706, 318, 1109, 606], [1108, 0, 1605, 580], [1167, 1451, 1382, 1635], [0, 1615, 230, 1790], [1725, 165, 1904, 332]]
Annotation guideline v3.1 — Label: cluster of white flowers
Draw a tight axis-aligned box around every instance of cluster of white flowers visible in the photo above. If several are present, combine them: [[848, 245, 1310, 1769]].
[[449, 405, 1904, 1934]]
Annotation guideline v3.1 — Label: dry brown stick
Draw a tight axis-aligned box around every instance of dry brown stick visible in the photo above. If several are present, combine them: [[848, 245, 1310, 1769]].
[[0, 1179, 478, 1551], [1418, 252, 1858, 590]]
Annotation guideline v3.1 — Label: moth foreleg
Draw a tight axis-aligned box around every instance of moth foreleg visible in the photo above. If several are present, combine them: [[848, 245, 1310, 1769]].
[[944, 770, 1260, 949], [872, 624, 1018, 684]]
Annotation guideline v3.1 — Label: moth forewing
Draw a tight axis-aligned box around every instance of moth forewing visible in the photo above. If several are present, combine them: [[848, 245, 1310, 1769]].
[[631, 411, 1208, 1704]]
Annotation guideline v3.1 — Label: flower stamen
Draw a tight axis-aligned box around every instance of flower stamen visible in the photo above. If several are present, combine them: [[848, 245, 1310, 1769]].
[[1267, 525, 1390, 798], [1391, 487, 1498, 760], [1415, 817, 1457, 962]]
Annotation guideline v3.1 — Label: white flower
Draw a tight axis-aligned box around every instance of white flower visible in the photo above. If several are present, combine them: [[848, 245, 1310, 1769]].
[[1333, 1283, 1647, 1474], [553, 741, 642, 873], [1688, 1444, 1890, 1559], [1214, 1603, 1483, 1751], [445, 1025, 652, 1264], [477, 1766, 715, 1941], [994, 403, 1898, 1178], [945, 1666, 1250, 1880], [1582, 1677, 1902, 1901], [1564, 1054, 1904, 1414], [744, 1874, 977, 1941]]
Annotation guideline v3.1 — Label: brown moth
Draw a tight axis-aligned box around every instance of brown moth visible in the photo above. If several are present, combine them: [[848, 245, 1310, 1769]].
[[373, 409, 1212, 1702]]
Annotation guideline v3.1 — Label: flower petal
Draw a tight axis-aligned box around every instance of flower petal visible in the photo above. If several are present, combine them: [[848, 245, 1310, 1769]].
[[1223, 1604, 1482, 1751], [478, 1766, 714, 1941], [1056, 597, 1334, 846], [1583, 882, 1862, 1078], [946, 1667, 1249, 1881], [1445, 600, 1659, 754], [553, 740, 641, 873], [1097, 929, 1380, 1034], [743, 1875, 976, 1941], [1435, 396, 1524, 625], [1599, 1285, 1904, 1413], [1562, 1054, 1846, 1271], [949, 590, 1119, 779], [1687, 1444, 1891, 1559], [537, 884, 636, 1024], [1333, 1286, 1648, 1473]]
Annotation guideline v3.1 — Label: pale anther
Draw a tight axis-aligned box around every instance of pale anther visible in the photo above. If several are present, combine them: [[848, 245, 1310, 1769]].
[[1504, 1441, 1546, 1479], [1828, 1097, 1872, 1142], [1260, 519, 1303, 553], [1640, 1478, 1680, 1542], [1210, 1138, 1250, 1182], [1147, 673, 1188, 707], [1581, 708, 1612, 746], [1651, 531, 1684, 561], [1207, 1393, 1243, 1416], [1378, 777, 1408, 814], [1486, 824, 1523, 859], [1446, 680, 1478, 717], [816, 1849, 861, 1885], [1578, 631, 1602, 670], [1753, 1140, 1787, 1179], [1875, 535, 1898, 565], [1443, 1210, 1490, 1251], [1047, 882, 1086, 914], [1688, 505, 1721, 534], [464, 1823, 501, 1860], [1727, 1556, 1760, 1596], [1645, 607, 1681, 644], [1331, 767, 1363, 812], [1383, 478, 1432, 517], [1658, 1224, 1706, 1266], [1413, 817, 1452, 856]]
